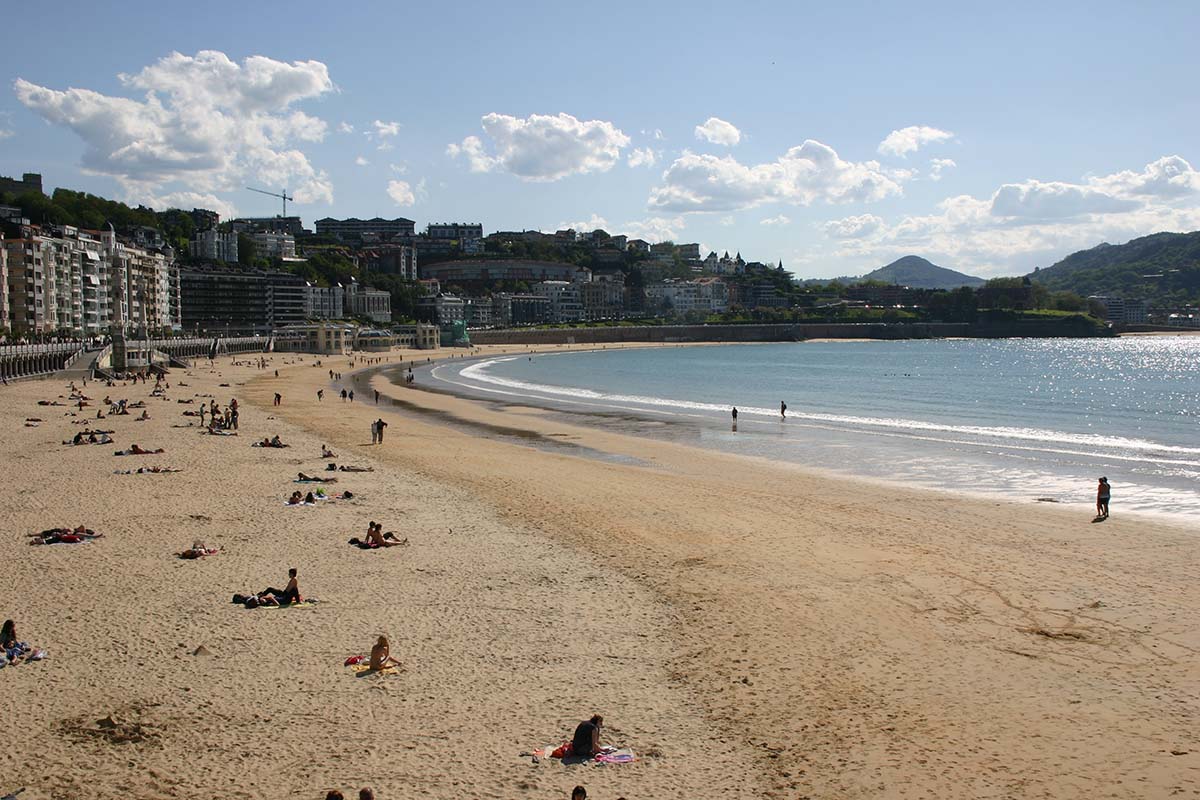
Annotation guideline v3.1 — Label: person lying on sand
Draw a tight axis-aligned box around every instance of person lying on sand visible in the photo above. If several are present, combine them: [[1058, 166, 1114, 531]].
[[177, 541, 220, 559], [338, 465, 374, 472], [114, 466, 182, 474], [115, 444, 164, 456], [254, 436, 288, 448], [369, 636, 402, 671], [136, 410, 150, 421], [297, 472, 337, 483], [28, 526, 102, 545]]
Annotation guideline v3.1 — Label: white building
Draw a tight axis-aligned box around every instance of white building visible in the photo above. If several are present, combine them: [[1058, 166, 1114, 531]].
[[534, 280, 584, 322], [645, 278, 729, 316], [344, 282, 392, 323], [304, 284, 345, 320], [251, 231, 296, 259], [189, 229, 239, 263], [1089, 296, 1148, 324], [2, 224, 179, 336]]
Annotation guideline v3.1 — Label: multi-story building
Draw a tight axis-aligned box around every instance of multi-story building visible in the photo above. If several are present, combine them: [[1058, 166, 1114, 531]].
[[361, 244, 417, 279], [231, 216, 306, 236], [419, 259, 587, 289], [344, 282, 392, 323], [426, 222, 483, 240], [189, 229, 239, 263], [676, 243, 701, 261], [490, 293, 552, 327], [0, 172, 43, 197], [315, 217, 415, 240], [580, 273, 626, 320], [645, 278, 729, 316], [533, 280, 584, 323], [304, 284, 345, 320], [1089, 296, 1148, 325], [251, 231, 297, 260], [3, 223, 179, 336], [0, 232, 8, 331], [463, 297, 495, 328], [190, 208, 220, 231], [179, 265, 304, 335], [416, 293, 465, 326]]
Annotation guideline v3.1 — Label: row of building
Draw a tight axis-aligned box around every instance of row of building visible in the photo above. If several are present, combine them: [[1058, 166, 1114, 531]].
[[0, 214, 393, 337]]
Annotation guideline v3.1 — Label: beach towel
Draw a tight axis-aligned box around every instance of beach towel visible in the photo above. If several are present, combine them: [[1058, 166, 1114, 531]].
[[525, 743, 635, 764], [596, 748, 637, 764], [350, 662, 400, 677], [28, 528, 102, 545], [259, 599, 320, 609]]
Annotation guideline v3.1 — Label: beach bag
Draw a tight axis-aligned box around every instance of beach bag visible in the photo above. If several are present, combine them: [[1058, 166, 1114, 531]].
[[551, 742, 573, 759]]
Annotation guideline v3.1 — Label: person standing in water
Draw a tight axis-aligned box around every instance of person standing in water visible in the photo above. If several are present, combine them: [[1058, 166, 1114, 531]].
[[731, 407, 738, 431], [1096, 477, 1111, 519], [780, 401, 787, 419]]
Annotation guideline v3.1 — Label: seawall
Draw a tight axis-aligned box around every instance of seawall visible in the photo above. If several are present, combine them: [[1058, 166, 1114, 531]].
[[470, 322, 962, 345]]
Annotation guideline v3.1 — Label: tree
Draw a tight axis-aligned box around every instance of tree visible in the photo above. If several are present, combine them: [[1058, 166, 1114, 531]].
[[237, 234, 257, 266]]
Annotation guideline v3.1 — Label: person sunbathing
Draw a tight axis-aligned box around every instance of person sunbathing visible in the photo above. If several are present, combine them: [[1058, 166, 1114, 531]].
[[321, 445, 336, 458], [116, 444, 164, 455], [178, 540, 220, 559], [288, 491, 304, 505], [338, 465, 374, 472], [270, 435, 284, 447], [297, 472, 337, 483], [136, 410, 150, 421], [369, 636, 401, 671], [304, 491, 317, 504], [365, 522, 405, 547]]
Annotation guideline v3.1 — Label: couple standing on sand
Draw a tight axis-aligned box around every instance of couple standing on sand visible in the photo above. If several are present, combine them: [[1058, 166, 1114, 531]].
[[370, 419, 388, 445]]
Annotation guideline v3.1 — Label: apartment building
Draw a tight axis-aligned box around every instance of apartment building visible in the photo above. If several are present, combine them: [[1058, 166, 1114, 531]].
[[533, 280, 583, 323], [315, 217, 415, 240], [179, 265, 304, 335], [580, 273, 626, 320], [426, 222, 483, 240], [251, 231, 297, 259], [361, 244, 417, 279], [189, 228, 239, 262], [344, 282, 392, 323]]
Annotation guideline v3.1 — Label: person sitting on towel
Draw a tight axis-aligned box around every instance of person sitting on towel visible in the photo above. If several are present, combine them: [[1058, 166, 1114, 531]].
[[369, 635, 401, 671], [572, 715, 604, 758], [258, 568, 301, 605], [288, 491, 304, 505]]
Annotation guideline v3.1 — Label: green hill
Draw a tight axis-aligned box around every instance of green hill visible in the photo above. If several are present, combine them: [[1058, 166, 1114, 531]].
[[1028, 231, 1200, 305], [860, 255, 985, 289]]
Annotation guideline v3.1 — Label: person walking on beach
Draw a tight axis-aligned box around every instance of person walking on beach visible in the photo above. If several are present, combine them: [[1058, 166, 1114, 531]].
[[374, 389, 379, 404], [370, 420, 379, 445], [317, 389, 324, 402], [375, 419, 387, 444], [274, 392, 282, 407], [341, 389, 348, 402], [349, 390, 355, 403], [780, 401, 787, 419], [1097, 477, 1111, 519]]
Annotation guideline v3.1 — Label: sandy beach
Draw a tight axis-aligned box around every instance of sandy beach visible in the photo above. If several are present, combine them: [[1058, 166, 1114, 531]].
[[2, 345, 1198, 800]]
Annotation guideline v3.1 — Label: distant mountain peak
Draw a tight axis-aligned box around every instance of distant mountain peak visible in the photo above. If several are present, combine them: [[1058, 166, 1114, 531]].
[[860, 255, 985, 290]]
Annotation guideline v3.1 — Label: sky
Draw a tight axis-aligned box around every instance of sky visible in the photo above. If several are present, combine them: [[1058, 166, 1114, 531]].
[[2, 0, 1198, 279]]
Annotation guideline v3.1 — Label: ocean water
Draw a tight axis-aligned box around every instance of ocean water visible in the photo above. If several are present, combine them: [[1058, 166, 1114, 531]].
[[422, 339, 1200, 522]]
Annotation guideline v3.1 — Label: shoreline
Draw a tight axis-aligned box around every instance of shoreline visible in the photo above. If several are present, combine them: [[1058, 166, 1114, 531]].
[[4, 346, 1198, 799]]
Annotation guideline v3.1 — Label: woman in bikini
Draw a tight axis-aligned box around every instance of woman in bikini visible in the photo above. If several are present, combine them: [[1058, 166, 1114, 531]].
[[369, 636, 401, 671]]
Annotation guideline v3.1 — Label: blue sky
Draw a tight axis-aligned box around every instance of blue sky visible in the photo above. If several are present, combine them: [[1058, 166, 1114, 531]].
[[2, 0, 1198, 278]]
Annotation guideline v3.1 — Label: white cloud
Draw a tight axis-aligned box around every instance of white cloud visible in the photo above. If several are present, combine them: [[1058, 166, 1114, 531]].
[[990, 179, 1139, 220], [372, 120, 401, 138], [719, 215, 735, 226], [622, 216, 685, 242], [14, 50, 334, 206], [386, 179, 415, 206], [354, 156, 369, 166], [929, 158, 956, 181], [558, 213, 609, 232], [878, 126, 954, 158], [337, 121, 354, 134], [822, 213, 883, 239], [760, 214, 791, 226], [448, 112, 631, 181], [694, 117, 741, 146], [649, 140, 904, 213], [1086, 155, 1200, 199], [145, 190, 238, 221], [389, 162, 407, 175], [627, 147, 658, 168], [0, 128, 12, 140], [822, 155, 1200, 275]]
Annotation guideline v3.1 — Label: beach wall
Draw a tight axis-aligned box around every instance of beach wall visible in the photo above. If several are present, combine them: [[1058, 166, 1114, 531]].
[[468, 322, 969, 345]]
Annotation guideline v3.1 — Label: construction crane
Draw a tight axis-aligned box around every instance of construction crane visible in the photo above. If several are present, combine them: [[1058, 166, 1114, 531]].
[[246, 186, 294, 217]]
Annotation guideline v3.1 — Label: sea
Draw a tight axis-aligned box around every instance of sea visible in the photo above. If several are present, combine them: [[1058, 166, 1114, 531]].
[[410, 337, 1200, 523]]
